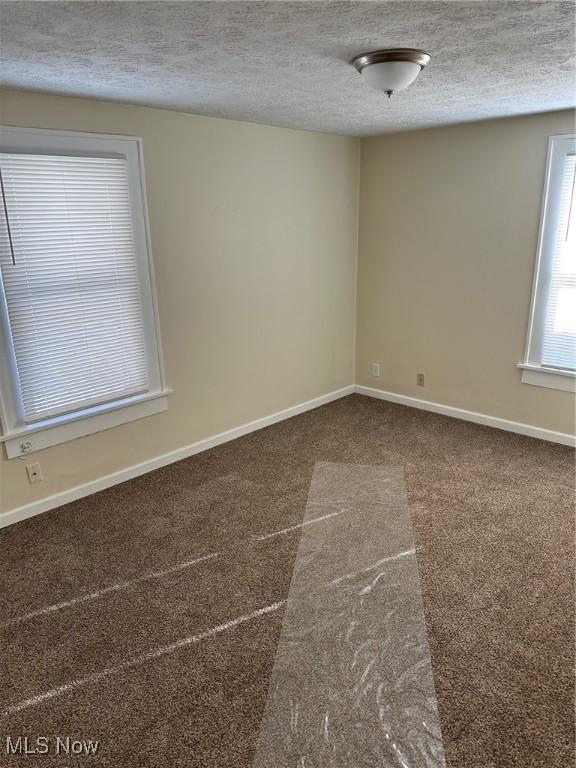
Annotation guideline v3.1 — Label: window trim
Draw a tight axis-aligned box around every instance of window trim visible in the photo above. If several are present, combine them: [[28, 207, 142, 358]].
[[517, 363, 575, 393], [520, 133, 576, 391], [0, 126, 170, 458]]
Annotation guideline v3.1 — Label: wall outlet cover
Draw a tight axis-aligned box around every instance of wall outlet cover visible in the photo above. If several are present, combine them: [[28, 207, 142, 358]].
[[26, 463, 43, 484]]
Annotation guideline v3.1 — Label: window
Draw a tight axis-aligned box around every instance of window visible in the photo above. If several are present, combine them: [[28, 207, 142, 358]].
[[520, 134, 576, 392], [0, 127, 169, 458]]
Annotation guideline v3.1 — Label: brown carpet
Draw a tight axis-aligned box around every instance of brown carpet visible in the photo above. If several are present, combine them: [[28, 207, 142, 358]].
[[1, 394, 574, 767]]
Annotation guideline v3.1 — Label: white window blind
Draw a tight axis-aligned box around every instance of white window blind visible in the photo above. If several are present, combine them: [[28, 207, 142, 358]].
[[522, 134, 576, 392], [540, 152, 576, 371], [0, 152, 150, 422]]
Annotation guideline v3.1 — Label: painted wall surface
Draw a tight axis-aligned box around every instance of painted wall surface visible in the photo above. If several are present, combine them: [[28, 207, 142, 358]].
[[356, 110, 575, 435], [0, 91, 360, 512], [1, 94, 573, 518]]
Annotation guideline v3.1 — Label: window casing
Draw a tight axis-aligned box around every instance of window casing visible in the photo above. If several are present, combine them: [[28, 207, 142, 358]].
[[520, 134, 576, 393], [0, 127, 169, 458]]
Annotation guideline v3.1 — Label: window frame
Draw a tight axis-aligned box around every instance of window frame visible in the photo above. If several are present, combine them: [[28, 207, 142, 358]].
[[519, 133, 576, 393], [0, 126, 170, 458]]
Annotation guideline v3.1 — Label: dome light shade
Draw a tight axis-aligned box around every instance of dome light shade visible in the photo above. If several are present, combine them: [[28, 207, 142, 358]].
[[351, 49, 431, 97]]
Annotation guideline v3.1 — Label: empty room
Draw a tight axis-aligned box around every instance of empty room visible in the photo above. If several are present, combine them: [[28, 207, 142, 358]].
[[0, 2, 574, 766]]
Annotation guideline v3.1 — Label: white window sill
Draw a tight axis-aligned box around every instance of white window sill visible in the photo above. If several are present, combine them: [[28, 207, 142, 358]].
[[0, 389, 172, 459], [518, 364, 576, 393]]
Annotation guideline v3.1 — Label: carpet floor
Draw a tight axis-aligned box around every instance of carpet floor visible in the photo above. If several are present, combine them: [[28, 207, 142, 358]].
[[1, 394, 574, 767]]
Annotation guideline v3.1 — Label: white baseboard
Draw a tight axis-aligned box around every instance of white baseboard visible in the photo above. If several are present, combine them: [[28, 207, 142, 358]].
[[355, 385, 576, 447], [3, 382, 573, 529], [0, 385, 354, 530]]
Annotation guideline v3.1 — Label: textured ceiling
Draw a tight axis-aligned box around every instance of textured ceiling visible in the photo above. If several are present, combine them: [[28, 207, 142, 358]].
[[0, 1, 574, 136]]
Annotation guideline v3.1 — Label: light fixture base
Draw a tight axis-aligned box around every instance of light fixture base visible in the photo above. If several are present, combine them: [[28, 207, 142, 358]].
[[351, 48, 431, 73]]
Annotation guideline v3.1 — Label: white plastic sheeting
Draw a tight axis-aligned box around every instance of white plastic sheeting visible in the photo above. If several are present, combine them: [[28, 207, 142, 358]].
[[253, 462, 446, 768]]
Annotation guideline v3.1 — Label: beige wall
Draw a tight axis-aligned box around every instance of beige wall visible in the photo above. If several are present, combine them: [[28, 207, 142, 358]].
[[0, 91, 360, 513], [1, 95, 573, 517], [356, 110, 575, 434]]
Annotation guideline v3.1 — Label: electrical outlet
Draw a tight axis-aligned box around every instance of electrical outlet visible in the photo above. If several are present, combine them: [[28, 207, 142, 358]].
[[417, 373, 425, 387], [371, 362, 380, 377], [26, 462, 43, 484]]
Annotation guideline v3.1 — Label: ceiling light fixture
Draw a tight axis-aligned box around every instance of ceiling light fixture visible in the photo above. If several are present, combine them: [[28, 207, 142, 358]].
[[351, 48, 431, 98]]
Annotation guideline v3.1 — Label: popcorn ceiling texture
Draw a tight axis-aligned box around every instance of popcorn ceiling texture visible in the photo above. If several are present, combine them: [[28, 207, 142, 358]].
[[0, 0, 573, 136]]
